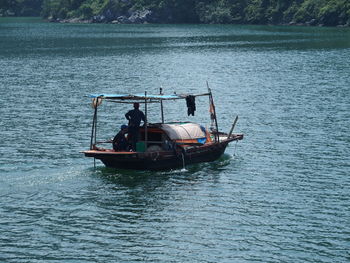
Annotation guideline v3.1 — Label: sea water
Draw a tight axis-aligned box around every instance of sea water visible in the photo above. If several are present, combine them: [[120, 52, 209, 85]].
[[0, 18, 349, 262]]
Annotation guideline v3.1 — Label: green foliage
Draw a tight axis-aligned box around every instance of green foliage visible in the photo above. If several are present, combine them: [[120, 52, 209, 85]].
[[0, 0, 42, 16], [1, 0, 349, 26], [78, 3, 93, 18], [318, 0, 349, 26], [282, 2, 299, 23], [196, 0, 236, 24], [293, 0, 324, 23], [244, 0, 268, 24]]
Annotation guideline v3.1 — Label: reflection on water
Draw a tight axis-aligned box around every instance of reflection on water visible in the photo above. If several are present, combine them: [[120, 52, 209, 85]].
[[92, 153, 233, 190], [95, 166, 171, 187]]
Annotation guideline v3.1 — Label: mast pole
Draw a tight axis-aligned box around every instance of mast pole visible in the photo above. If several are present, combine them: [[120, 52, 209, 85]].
[[144, 91, 148, 150], [160, 87, 164, 123]]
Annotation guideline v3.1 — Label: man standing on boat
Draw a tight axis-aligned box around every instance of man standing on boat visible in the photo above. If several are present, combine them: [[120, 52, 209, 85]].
[[125, 102, 145, 151]]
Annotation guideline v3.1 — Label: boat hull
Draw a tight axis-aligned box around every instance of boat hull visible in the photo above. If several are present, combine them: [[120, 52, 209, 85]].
[[83, 136, 242, 171]]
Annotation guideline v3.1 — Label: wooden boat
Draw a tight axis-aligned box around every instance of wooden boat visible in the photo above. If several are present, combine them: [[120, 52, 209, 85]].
[[82, 86, 243, 170]]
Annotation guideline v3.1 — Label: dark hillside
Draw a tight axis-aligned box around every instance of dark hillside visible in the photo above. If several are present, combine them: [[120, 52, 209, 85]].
[[1, 0, 349, 27]]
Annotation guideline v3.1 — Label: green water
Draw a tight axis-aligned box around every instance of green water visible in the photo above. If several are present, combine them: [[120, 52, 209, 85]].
[[0, 17, 349, 262]]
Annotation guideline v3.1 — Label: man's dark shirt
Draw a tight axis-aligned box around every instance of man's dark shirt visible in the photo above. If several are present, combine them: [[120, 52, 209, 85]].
[[125, 109, 145, 127]]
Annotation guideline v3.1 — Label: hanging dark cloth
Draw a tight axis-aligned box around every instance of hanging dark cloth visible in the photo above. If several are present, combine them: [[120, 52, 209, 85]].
[[186, 95, 196, 116]]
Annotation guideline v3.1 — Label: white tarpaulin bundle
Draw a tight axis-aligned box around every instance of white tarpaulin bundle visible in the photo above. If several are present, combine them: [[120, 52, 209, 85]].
[[161, 123, 206, 140]]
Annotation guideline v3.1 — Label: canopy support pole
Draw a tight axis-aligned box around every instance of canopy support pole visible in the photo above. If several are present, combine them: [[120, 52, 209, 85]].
[[90, 98, 100, 168], [207, 81, 219, 142], [90, 100, 98, 150], [160, 87, 164, 123], [144, 91, 148, 150]]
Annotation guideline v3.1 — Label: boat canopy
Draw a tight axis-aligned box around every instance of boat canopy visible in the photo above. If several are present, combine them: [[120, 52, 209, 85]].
[[160, 123, 206, 140], [89, 92, 210, 102]]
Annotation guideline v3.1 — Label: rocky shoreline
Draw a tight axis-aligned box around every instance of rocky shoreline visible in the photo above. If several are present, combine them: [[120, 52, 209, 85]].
[[48, 17, 350, 28], [48, 9, 156, 24], [46, 7, 350, 27]]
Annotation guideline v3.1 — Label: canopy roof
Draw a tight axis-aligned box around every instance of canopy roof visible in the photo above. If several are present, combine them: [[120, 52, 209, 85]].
[[89, 92, 210, 102]]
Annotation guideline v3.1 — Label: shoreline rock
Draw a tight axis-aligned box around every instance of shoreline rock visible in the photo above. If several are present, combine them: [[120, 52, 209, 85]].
[[46, 13, 349, 27], [91, 9, 154, 24]]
